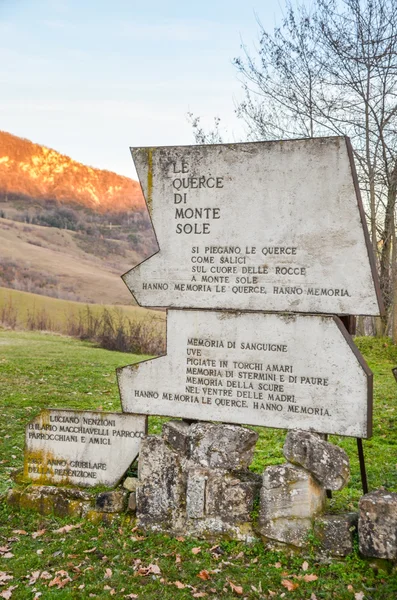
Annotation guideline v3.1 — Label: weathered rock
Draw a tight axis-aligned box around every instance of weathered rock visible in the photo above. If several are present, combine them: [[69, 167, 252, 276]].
[[259, 463, 326, 547], [6, 488, 22, 508], [188, 423, 258, 470], [10, 485, 92, 517], [186, 468, 207, 519], [314, 513, 357, 556], [95, 490, 128, 513], [123, 477, 139, 492], [206, 470, 261, 524], [162, 420, 191, 455], [359, 490, 397, 559], [137, 436, 185, 532], [283, 430, 350, 491], [86, 510, 119, 526], [128, 491, 137, 512]]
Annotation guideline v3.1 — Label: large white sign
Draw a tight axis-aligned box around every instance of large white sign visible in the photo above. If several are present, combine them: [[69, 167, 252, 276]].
[[124, 137, 382, 315], [24, 410, 147, 487], [118, 310, 372, 438]]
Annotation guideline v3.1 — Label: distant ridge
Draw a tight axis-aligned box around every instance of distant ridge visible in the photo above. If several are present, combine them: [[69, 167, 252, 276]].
[[0, 131, 144, 212]]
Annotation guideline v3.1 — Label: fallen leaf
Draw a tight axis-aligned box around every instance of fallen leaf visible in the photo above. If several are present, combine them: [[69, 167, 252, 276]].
[[274, 562, 282, 568], [174, 581, 185, 589], [1, 555, 13, 560], [110, 590, 116, 596], [311, 594, 318, 600], [281, 579, 299, 591], [104, 586, 112, 591], [58, 578, 72, 589], [28, 571, 41, 585], [12, 530, 27, 536], [235, 552, 244, 559], [84, 547, 97, 554], [0, 587, 18, 600], [347, 585, 354, 592], [136, 564, 161, 576], [55, 570, 69, 577], [176, 536, 185, 542], [53, 524, 82, 534], [31, 529, 46, 539], [197, 570, 210, 580], [0, 573, 13, 585], [49, 577, 62, 588], [148, 564, 161, 575], [175, 554, 181, 564], [268, 592, 276, 597], [78, 584, 85, 590], [40, 572, 52, 580], [0, 549, 11, 555], [354, 593, 365, 600], [301, 561, 309, 571], [229, 581, 243, 595], [191, 547, 201, 555], [33, 594, 42, 600], [124, 595, 138, 599], [303, 574, 318, 582], [192, 594, 207, 598]]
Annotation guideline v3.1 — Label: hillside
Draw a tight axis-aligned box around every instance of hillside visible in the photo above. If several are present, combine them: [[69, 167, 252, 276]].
[[0, 132, 157, 303], [0, 130, 144, 212], [0, 217, 144, 304]]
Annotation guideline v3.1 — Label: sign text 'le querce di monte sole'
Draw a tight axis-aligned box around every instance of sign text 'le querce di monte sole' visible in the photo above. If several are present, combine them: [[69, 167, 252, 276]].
[[123, 137, 382, 315]]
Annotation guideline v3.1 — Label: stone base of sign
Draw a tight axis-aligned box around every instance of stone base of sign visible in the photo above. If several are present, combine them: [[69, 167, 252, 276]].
[[258, 463, 326, 548], [283, 430, 350, 491], [314, 513, 358, 556], [6, 483, 137, 522], [136, 421, 261, 541], [359, 489, 397, 559]]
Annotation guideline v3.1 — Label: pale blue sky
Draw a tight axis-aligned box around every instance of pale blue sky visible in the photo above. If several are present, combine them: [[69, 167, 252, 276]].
[[0, 0, 284, 177]]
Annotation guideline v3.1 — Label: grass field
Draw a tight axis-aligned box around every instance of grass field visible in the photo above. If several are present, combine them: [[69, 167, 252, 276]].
[[1, 330, 397, 599], [0, 286, 165, 331]]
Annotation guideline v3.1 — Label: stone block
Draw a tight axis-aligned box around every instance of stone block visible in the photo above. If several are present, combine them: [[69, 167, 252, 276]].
[[283, 430, 350, 491], [188, 423, 258, 470], [95, 490, 128, 513], [258, 463, 326, 547], [162, 420, 191, 455], [19, 487, 52, 515], [314, 513, 357, 556], [137, 436, 185, 531], [206, 470, 261, 524], [359, 490, 397, 559], [186, 468, 207, 519], [128, 491, 137, 512], [86, 510, 119, 526], [123, 477, 139, 492], [15, 486, 92, 517], [6, 488, 22, 508]]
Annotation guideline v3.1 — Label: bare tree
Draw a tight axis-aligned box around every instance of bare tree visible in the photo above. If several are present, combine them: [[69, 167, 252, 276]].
[[225, 0, 397, 337]]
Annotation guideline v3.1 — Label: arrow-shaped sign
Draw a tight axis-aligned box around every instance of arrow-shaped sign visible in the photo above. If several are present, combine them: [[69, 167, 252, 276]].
[[123, 137, 382, 315], [117, 311, 372, 438]]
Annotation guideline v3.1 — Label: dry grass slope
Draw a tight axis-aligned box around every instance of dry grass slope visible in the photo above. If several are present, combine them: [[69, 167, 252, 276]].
[[0, 217, 145, 304]]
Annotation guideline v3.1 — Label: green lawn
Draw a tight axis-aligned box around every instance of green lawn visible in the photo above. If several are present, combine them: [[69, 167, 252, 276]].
[[1, 330, 397, 599]]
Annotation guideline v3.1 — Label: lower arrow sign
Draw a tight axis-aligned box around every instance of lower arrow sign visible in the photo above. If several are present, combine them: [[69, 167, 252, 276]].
[[117, 311, 372, 438]]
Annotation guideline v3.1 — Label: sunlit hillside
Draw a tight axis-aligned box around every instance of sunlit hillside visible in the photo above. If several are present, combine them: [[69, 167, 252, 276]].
[[0, 130, 144, 212]]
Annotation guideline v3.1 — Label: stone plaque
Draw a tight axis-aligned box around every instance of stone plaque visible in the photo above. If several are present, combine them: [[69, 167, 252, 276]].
[[124, 137, 382, 315], [24, 410, 147, 488], [118, 311, 372, 438]]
